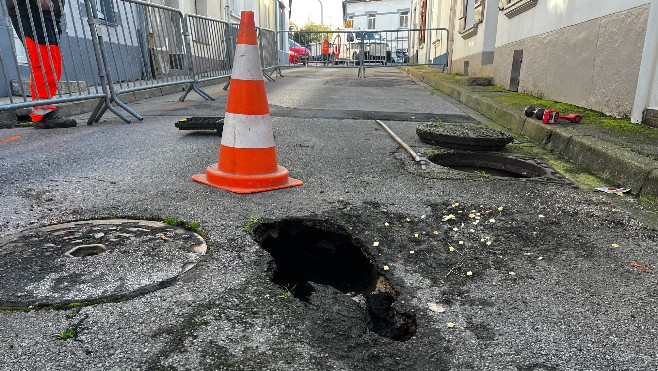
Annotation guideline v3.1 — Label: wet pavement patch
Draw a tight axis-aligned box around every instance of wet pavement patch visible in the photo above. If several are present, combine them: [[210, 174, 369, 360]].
[[428, 151, 551, 179], [251, 218, 417, 341], [0, 219, 206, 308]]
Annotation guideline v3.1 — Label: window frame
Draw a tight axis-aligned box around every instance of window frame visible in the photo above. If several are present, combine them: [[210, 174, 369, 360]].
[[399, 10, 409, 29], [367, 13, 376, 29], [95, 0, 117, 25]]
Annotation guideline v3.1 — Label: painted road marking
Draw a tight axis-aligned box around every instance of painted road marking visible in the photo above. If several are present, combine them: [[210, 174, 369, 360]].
[[0, 135, 21, 144]]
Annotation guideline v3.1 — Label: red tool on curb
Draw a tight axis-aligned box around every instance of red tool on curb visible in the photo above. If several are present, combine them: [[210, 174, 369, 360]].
[[524, 106, 583, 124]]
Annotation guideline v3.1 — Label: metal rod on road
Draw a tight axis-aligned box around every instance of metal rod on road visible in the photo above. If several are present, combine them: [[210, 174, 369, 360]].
[[375, 119, 427, 169]]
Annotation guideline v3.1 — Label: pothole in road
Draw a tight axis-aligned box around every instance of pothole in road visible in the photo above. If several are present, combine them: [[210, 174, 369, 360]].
[[252, 218, 417, 342], [0, 219, 207, 308], [428, 151, 549, 178]]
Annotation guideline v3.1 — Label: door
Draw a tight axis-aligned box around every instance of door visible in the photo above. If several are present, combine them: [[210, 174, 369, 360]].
[[509, 49, 522, 92]]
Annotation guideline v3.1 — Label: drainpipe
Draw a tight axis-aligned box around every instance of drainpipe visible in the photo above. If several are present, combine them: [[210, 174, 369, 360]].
[[631, 0, 658, 123], [425, 0, 433, 65], [447, 0, 457, 73]]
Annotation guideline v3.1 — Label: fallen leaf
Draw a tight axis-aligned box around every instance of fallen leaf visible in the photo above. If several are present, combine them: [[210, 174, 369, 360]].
[[452, 227, 459, 231], [414, 233, 420, 239], [486, 240, 492, 246], [452, 202, 460, 207], [538, 215, 545, 219], [466, 271, 473, 276], [611, 243, 619, 248], [427, 303, 445, 313], [433, 230, 439, 235], [489, 219, 495, 223], [384, 222, 389, 227], [373, 241, 380, 247], [468, 213, 476, 218], [383, 265, 390, 271], [421, 215, 426, 219], [409, 250, 415, 254], [458, 241, 464, 245], [443, 214, 456, 221], [447, 322, 456, 328], [625, 261, 654, 271], [486, 210, 494, 215], [497, 207, 504, 212], [449, 246, 455, 252], [509, 272, 516, 276]]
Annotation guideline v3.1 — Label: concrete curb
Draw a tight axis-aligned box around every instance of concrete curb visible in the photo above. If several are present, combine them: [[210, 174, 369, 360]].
[[405, 67, 658, 201]]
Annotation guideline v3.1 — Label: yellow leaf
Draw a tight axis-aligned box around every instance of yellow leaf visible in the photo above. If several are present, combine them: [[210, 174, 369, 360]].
[[466, 271, 473, 276], [611, 243, 619, 248], [383, 265, 390, 271], [373, 241, 379, 247], [447, 322, 456, 328], [449, 246, 455, 252], [433, 230, 439, 235], [384, 222, 389, 227]]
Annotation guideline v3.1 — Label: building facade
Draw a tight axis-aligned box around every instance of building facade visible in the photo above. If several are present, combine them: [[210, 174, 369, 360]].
[[343, 0, 412, 52], [410, 0, 658, 123]]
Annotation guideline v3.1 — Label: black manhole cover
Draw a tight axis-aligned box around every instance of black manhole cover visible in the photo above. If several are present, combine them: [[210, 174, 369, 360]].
[[417, 122, 513, 151], [251, 218, 417, 342], [0, 219, 206, 308], [428, 151, 549, 178]]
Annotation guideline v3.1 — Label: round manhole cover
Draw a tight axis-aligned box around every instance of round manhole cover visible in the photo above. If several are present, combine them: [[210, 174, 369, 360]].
[[0, 219, 206, 308], [417, 122, 513, 151]]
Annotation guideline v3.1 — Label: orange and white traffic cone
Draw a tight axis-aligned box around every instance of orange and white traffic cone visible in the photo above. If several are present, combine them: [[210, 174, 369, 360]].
[[193, 11, 302, 194]]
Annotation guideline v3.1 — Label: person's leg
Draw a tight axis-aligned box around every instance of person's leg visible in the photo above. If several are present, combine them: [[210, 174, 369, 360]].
[[26, 36, 61, 122]]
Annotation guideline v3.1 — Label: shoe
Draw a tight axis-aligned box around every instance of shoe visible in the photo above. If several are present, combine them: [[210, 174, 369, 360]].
[[34, 110, 77, 129]]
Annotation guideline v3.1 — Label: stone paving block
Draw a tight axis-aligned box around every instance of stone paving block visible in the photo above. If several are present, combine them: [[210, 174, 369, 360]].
[[521, 118, 553, 144], [640, 169, 658, 201]]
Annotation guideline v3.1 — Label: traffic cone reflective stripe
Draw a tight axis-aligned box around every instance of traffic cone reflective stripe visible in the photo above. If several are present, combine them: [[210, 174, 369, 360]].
[[193, 11, 302, 194]]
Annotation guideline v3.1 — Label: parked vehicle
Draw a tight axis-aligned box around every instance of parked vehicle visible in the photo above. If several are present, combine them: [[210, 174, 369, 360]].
[[288, 39, 310, 64], [346, 30, 390, 65], [390, 50, 409, 64]]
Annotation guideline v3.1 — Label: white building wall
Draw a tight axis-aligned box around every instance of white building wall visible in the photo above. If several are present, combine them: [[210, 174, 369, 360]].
[[496, 0, 650, 47], [345, 0, 412, 51]]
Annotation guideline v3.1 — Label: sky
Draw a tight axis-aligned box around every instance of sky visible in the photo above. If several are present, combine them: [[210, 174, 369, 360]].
[[289, 0, 344, 29]]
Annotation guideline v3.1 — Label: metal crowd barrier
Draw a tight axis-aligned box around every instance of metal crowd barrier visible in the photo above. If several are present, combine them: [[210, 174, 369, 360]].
[[279, 28, 450, 76], [0, 1, 283, 126], [179, 14, 235, 101], [86, 0, 214, 124], [259, 28, 280, 81], [0, 0, 107, 117]]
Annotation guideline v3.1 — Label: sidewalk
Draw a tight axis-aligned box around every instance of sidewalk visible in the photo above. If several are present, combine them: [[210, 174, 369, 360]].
[[402, 66, 658, 202]]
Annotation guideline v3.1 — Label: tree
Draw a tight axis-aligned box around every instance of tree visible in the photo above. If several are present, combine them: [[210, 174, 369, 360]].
[[293, 21, 332, 44]]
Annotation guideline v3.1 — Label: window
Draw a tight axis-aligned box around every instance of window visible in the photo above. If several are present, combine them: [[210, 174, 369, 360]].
[[367, 14, 376, 29], [95, 0, 116, 24], [399, 11, 409, 28], [464, 0, 475, 29]]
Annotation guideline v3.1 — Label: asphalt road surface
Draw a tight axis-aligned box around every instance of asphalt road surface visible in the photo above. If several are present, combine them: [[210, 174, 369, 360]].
[[0, 67, 657, 371]]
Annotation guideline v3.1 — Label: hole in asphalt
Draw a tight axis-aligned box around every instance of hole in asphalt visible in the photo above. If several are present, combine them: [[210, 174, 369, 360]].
[[428, 152, 548, 178], [65, 244, 108, 258], [252, 219, 417, 341]]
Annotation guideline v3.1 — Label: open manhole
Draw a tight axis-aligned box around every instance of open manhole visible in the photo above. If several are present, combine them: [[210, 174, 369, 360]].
[[0, 219, 206, 308], [428, 151, 550, 178], [417, 122, 513, 151], [251, 218, 417, 342]]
